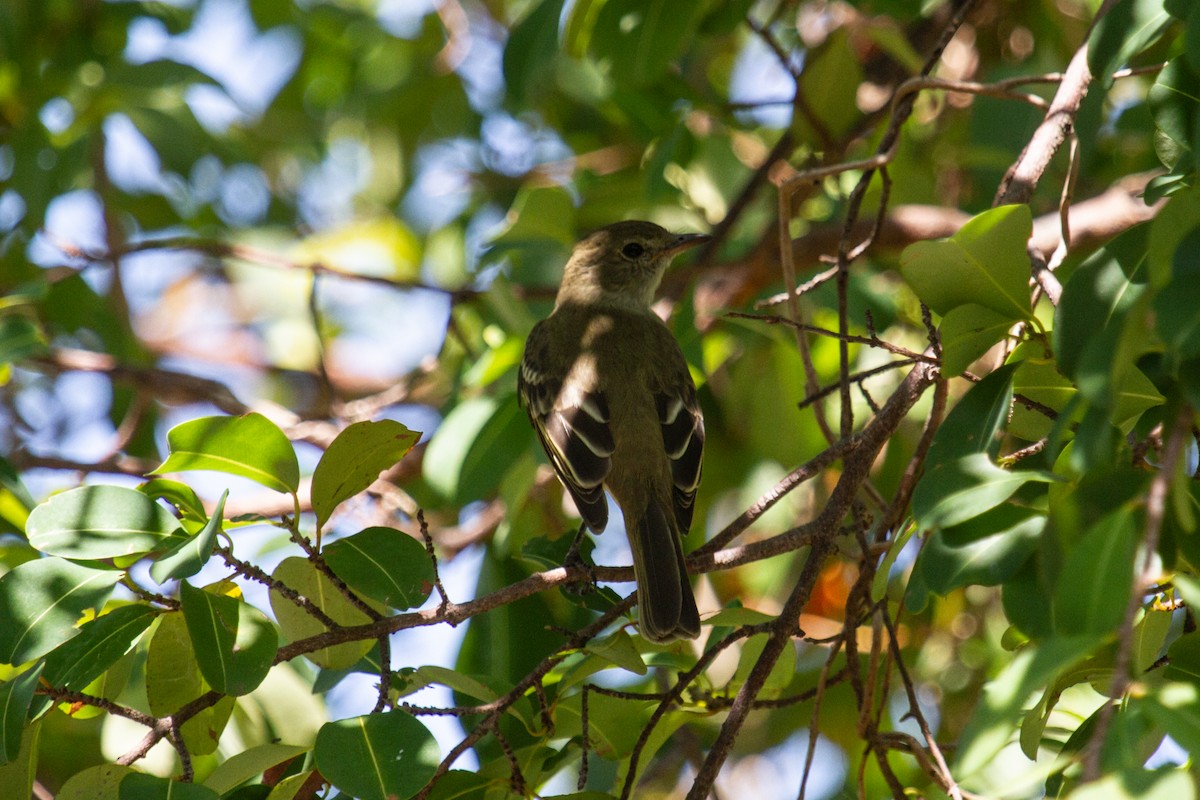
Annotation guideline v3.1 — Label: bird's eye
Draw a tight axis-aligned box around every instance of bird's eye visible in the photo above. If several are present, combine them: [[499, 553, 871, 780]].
[[621, 242, 646, 259]]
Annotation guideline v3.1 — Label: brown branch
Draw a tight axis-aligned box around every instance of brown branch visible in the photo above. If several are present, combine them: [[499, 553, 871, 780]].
[[994, 0, 1120, 205], [686, 360, 939, 798], [716, 174, 1161, 319], [411, 600, 633, 800]]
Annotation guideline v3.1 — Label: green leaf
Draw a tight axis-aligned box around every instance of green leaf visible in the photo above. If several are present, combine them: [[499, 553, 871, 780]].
[[503, 0, 565, 104], [956, 636, 1100, 777], [918, 505, 1044, 594], [314, 710, 441, 800], [149, 490, 226, 584], [1149, 186, 1200, 287], [26, 485, 188, 561], [323, 527, 434, 610], [1142, 682, 1200, 756], [1064, 767, 1195, 800], [0, 717, 37, 800], [118, 772, 219, 800], [180, 581, 278, 696], [153, 413, 299, 494], [0, 316, 45, 364], [484, 187, 576, 285], [899, 204, 1033, 320], [590, 0, 707, 85], [1132, 609, 1172, 674], [57, 765, 137, 800], [0, 455, 34, 534], [584, 630, 647, 675], [1054, 507, 1137, 635], [268, 556, 374, 670], [311, 420, 420, 530], [1011, 353, 1077, 412], [1010, 352, 1079, 440], [796, 28, 866, 141], [563, 0, 606, 56], [145, 612, 234, 755], [202, 743, 310, 795], [872, 522, 917, 603], [1108, 363, 1165, 429], [138, 478, 208, 522], [729, 632, 796, 698], [914, 454, 1055, 530], [1154, 230, 1200, 363], [926, 363, 1016, 464], [0, 558, 121, 663], [42, 604, 157, 691], [1174, 573, 1200, 612], [1149, 57, 1200, 167], [0, 664, 42, 765], [1055, 224, 1149, 379], [939, 304, 1015, 376], [393, 665, 500, 704], [257, 771, 317, 800], [423, 394, 532, 503], [1165, 632, 1200, 685], [1088, 0, 1172, 84]]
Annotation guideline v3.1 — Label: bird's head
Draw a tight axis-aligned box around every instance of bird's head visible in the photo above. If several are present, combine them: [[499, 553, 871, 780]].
[[556, 220, 710, 310]]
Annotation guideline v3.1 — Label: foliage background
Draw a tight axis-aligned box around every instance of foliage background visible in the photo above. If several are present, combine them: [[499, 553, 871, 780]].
[[1, 0, 1198, 798]]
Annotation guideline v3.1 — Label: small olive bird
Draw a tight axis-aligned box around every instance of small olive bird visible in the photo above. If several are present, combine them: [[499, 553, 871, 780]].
[[518, 220, 708, 641]]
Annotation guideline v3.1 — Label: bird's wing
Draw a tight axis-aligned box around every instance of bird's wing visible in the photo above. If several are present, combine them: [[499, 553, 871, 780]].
[[518, 332, 613, 533], [655, 373, 704, 535]]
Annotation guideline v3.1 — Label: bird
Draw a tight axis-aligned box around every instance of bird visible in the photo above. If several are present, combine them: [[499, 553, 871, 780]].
[[518, 220, 708, 642]]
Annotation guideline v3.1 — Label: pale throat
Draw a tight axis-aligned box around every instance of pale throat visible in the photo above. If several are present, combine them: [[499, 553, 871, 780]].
[[555, 266, 664, 311]]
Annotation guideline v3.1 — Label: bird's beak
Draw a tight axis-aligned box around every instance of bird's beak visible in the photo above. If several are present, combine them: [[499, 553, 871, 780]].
[[661, 232, 712, 259]]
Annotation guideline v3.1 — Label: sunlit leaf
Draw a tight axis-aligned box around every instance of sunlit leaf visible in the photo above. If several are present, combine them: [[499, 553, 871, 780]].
[[900, 204, 1033, 320], [138, 478, 207, 522], [956, 636, 1100, 777], [0, 558, 121, 664], [311, 420, 420, 530], [26, 485, 187, 561], [1088, 0, 1172, 85], [149, 489, 227, 583], [918, 505, 1044, 593], [1064, 767, 1195, 800], [268, 556, 374, 670], [42, 604, 157, 692], [201, 743, 310, 795], [939, 303, 1015, 376], [153, 413, 299, 494], [57, 765, 136, 800], [146, 611, 235, 755]]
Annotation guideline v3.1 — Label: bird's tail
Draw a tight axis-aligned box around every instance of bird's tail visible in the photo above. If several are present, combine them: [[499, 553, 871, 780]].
[[629, 499, 700, 642]]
